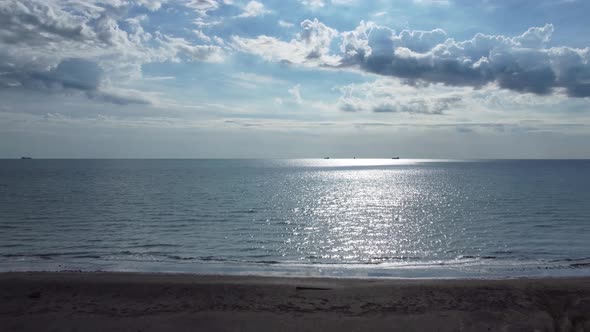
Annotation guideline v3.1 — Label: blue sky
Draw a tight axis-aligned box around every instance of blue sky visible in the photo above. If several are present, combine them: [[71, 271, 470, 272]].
[[1, 0, 590, 158]]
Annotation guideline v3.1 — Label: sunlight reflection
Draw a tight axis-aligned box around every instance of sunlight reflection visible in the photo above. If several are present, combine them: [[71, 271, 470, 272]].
[[282, 158, 452, 168], [281, 164, 456, 264]]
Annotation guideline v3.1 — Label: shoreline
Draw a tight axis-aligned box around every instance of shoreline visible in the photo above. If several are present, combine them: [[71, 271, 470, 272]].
[[3, 255, 589, 279], [2, 269, 590, 280], [2, 272, 590, 331]]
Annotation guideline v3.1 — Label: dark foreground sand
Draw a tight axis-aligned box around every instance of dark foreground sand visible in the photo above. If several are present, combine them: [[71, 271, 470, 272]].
[[1, 273, 590, 331]]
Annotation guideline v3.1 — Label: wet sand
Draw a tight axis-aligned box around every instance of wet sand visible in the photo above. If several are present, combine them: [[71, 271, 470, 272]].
[[1, 272, 590, 331]]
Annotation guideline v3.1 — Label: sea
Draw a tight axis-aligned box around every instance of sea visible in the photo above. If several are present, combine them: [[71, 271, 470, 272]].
[[1, 159, 589, 278]]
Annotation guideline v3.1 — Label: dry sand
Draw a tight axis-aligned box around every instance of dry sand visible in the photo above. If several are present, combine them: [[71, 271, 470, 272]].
[[1, 272, 590, 331]]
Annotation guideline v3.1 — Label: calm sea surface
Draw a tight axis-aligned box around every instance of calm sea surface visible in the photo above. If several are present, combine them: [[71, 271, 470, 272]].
[[1, 159, 589, 278]]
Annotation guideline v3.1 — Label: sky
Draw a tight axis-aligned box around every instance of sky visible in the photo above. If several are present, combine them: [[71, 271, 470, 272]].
[[1, 0, 590, 158]]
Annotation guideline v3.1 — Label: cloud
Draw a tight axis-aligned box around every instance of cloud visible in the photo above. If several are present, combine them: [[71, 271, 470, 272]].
[[233, 19, 590, 98], [231, 18, 339, 65], [184, 0, 222, 16], [232, 72, 287, 85], [227, 72, 288, 89], [143, 76, 176, 81], [158, 33, 224, 62], [278, 20, 295, 28], [412, 0, 450, 5], [0, 57, 100, 93], [338, 78, 461, 114], [300, 0, 325, 9], [88, 88, 153, 105], [288, 84, 303, 104], [193, 17, 223, 28], [0, 0, 223, 104], [39, 59, 103, 91], [236, 1, 269, 18], [135, 0, 167, 11], [336, 74, 590, 117], [331, 0, 360, 5], [193, 29, 212, 42], [0, 57, 152, 105], [344, 22, 590, 97]]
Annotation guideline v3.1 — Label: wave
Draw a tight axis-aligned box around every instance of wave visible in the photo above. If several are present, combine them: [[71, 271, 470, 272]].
[[3, 251, 590, 272], [123, 243, 182, 249]]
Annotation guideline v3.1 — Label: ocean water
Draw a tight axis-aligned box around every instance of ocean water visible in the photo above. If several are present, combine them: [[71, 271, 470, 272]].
[[0, 159, 589, 278]]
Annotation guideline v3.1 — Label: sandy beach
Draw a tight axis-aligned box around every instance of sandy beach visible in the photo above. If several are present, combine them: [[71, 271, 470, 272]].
[[0, 273, 589, 331]]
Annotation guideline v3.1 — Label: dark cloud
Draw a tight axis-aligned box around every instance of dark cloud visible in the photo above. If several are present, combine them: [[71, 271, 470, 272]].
[[235, 19, 590, 98], [495, 66, 556, 95], [0, 58, 150, 105], [340, 22, 590, 97], [86, 90, 151, 105], [36, 59, 103, 91]]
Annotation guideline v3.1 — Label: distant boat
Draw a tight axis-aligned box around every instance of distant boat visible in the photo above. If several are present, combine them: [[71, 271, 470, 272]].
[[392, 157, 400, 160], [324, 157, 330, 159], [20, 157, 32, 160]]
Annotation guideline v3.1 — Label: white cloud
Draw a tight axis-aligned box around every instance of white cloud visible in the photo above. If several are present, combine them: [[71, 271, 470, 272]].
[[212, 36, 225, 45], [159, 34, 224, 62], [331, 0, 358, 4], [335, 76, 590, 122], [337, 78, 461, 114], [288, 84, 303, 104], [0, 0, 224, 104], [134, 0, 168, 11], [236, 1, 269, 18], [413, 0, 450, 5], [300, 0, 325, 9], [233, 72, 287, 85], [278, 20, 295, 28], [184, 0, 221, 16], [143, 76, 176, 81], [231, 18, 340, 65], [193, 17, 223, 27], [193, 30, 212, 42], [228, 72, 288, 89]]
